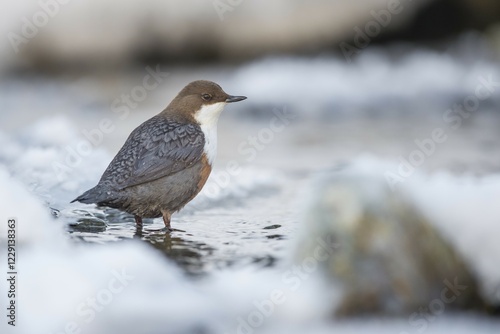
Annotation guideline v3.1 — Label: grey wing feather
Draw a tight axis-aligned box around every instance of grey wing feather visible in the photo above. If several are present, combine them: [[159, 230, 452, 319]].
[[99, 115, 205, 190]]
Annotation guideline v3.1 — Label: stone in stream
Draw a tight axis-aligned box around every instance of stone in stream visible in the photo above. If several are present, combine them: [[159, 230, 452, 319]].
[[296, 168, 485, 317]]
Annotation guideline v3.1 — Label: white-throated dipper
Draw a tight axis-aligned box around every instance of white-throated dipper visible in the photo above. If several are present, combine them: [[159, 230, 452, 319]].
[[72, 80, 246, 230]]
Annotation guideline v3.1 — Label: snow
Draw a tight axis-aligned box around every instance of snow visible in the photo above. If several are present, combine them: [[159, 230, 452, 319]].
[[229, 39, 500, 113], [1, 124, 500, 333]]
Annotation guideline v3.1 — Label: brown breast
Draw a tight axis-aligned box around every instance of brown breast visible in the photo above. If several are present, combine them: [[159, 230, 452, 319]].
[[196, 154, 212, 194]]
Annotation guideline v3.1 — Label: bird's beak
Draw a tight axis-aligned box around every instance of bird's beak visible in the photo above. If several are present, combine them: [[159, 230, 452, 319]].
[[226, 95, 247, 103]]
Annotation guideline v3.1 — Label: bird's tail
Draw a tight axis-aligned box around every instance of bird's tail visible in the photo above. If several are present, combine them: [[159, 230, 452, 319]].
[[70, 186, 105, 204]]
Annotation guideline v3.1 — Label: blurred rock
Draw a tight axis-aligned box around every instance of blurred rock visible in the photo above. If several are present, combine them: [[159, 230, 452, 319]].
[[0, 0, 439, 72], [297, 167, 485, 316], [379, 0, 500, 42], [2, 0, 500, 72]]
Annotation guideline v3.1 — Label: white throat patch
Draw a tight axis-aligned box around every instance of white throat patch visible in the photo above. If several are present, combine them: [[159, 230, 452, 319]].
[[194, 102, 226, 164]]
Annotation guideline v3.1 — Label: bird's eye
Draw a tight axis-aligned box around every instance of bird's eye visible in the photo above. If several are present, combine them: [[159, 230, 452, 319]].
[[202, 94, 212, 101]]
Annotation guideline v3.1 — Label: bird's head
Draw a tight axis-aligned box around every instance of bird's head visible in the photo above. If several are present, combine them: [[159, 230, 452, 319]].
[[166, 80, 247, 126]]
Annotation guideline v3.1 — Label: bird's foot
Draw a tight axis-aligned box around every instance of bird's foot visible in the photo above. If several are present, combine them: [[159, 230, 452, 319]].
[[160, 210, 177, 232], [134, 215, 143, 228], [134, 215, 144, 236]]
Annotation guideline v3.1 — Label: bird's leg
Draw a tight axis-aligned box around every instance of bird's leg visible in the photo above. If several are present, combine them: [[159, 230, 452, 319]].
[[161, 210, 172, 231], [134, 215, 143, 229]]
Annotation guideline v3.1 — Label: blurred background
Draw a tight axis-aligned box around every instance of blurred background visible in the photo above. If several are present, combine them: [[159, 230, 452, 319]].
[[1, 0, 500, 333]]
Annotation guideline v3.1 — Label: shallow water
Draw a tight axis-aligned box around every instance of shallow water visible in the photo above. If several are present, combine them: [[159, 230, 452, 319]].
[[66, 183, 299, 276]]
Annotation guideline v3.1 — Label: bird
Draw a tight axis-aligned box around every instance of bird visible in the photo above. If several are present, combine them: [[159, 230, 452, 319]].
[[71, 80, 247, 231]]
